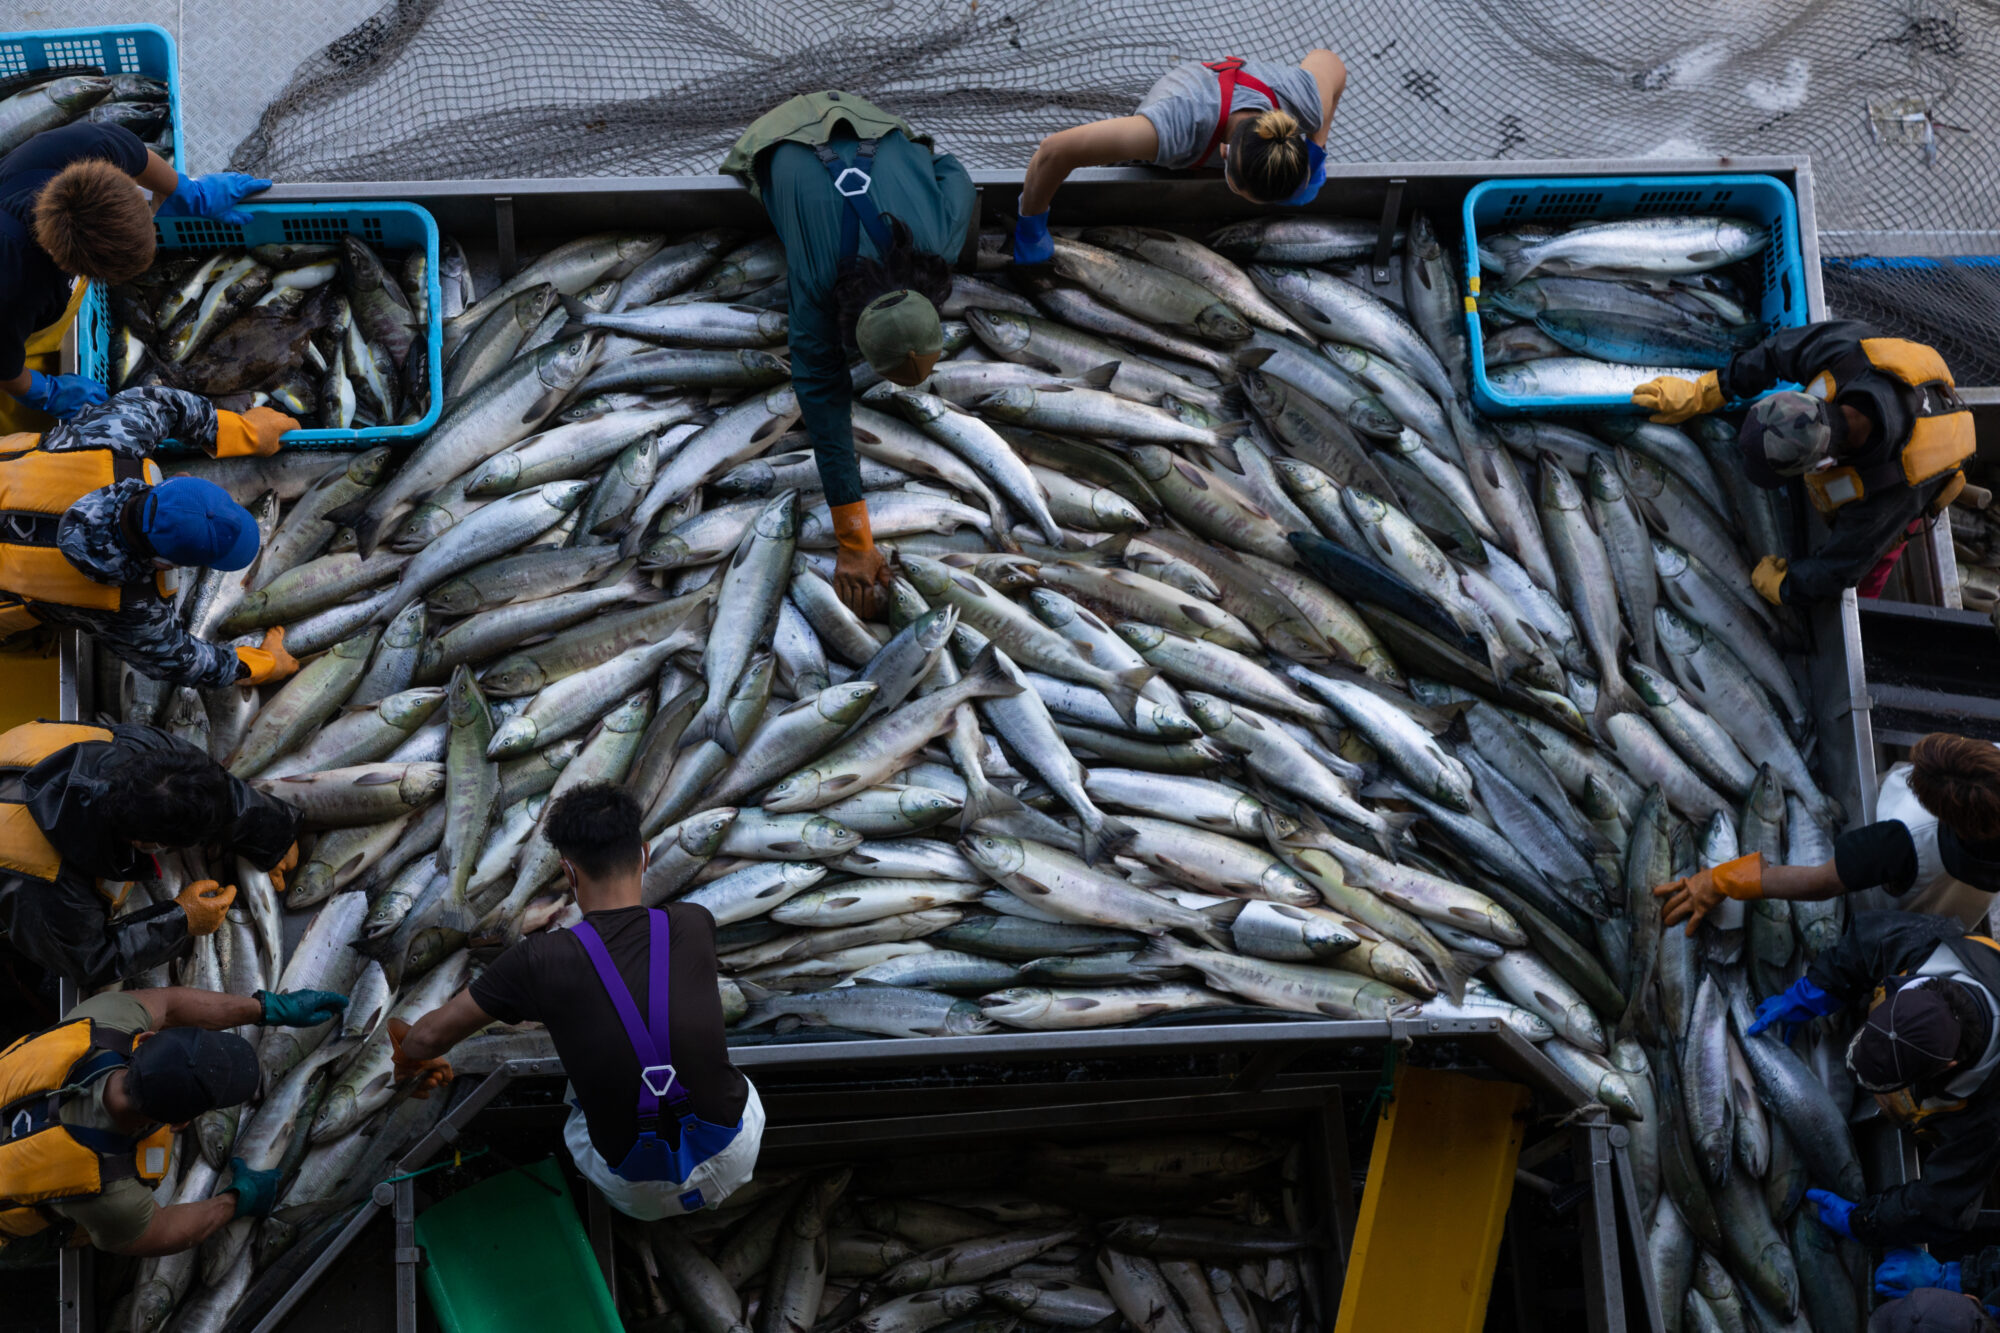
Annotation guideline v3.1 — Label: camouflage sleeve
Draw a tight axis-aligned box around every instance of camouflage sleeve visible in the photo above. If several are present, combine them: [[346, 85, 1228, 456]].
[[39, 387, 219, 459], [31, 596, 244, 690]]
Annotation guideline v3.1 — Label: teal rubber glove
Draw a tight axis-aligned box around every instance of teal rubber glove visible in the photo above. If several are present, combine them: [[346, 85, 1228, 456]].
[[1875, 1248, 1956, 1298], [20, 370, 107, 418], [1747, 976, 1840, 1043], [256, 988, 348, 1028], [159, 171, 270, 225], [1013, 211, 1053, 266], [1806, 1188, 1857, 1239], [227, 1158, 280, 1218]]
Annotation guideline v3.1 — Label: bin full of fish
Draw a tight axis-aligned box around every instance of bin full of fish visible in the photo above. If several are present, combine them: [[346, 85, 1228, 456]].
[[0, 63, 173, 162], [1473, 215, 1770, 402], [102, 233, 432, 432], [612, 1132, 1322, 1333], [103, 201, 1866, 1331]]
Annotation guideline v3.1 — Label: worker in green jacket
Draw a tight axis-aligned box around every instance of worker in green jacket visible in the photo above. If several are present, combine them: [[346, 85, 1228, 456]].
[[720, 92, 976, 621]]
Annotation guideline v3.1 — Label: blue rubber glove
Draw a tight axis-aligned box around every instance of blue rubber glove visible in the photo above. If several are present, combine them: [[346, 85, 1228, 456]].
[[227, 1158, 281, 1218], [256, 988, 348, 1028], [1806, 1188, 1857, 1239], [1747, 976, 1841, 1042], [1875, 1249, 1957, 1298], [159, 171, 270, 225], [1278, 141, 1328, 207], [19, 370, 107, 419], [1012, 210, 1053, 266]]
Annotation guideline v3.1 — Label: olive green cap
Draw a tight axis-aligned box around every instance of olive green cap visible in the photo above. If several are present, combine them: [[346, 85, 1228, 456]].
[[855, 289, 943, 384]]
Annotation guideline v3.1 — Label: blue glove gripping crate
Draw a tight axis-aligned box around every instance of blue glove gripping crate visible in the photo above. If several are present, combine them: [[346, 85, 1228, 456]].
[[0, 24, 181, 150], [1461, 174, 1810, 417], [78, 201, 444, 448]]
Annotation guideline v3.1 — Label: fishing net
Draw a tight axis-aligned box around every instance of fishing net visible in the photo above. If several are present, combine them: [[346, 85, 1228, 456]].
[[232, 0, 2000, 364]]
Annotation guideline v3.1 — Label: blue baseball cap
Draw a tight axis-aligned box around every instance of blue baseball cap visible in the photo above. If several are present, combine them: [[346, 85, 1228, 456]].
[[142, 477, 260, 570]]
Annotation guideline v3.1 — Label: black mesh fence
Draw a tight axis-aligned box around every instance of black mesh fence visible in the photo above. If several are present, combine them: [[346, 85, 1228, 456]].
[[229, 0, 2000, 373]]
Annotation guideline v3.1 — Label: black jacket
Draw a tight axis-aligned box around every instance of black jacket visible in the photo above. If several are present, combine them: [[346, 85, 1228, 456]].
[[0, 724, 299, 986], [1722, 320, 1956, 605], [1807, 910, 2000, 1246]]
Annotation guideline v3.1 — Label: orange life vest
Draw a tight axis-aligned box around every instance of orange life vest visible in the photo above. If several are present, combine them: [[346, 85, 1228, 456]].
[[0, 1017, 173, 1249], [1801, 339, 1974, 516], [0, 435, 167, 638]]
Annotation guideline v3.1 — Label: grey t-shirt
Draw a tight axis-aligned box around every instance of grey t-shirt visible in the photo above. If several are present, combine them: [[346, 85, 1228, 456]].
[[1135, 59, 1324, 170]]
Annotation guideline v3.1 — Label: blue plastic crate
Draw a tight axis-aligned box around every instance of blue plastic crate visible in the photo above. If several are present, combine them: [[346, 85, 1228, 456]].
[[1461, 174, 1809, 416], [0, 24, 181, 154], [81, 201, 444, 448]]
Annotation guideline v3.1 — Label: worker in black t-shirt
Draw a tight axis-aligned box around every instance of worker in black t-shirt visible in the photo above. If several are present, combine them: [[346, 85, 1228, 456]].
[[0, 123, 269, 430], [392, 784, 762, 1219], [1658, 732, 2000, 932]]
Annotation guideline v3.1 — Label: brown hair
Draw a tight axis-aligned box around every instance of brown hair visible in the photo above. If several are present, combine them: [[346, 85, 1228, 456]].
[[1908, 732, 2000, 841], [1225, 109, 1310, 203], [32, 159, 156, 282]]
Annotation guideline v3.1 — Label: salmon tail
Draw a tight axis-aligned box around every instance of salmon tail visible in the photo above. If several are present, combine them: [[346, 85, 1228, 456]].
[[679, 698, 722, 753], [962, 643, 1025, 700], [1194, 898, 1246, 951], [1103, 666, 1158, 727], [737, 979, 778, 1029], [958, 774, 1026, 832], [1080, 811, 1136, 867]]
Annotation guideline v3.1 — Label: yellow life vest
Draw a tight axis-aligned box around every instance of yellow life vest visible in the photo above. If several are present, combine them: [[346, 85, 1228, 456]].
[[0, 438, 166, 638], [0, 1017, 173, 1249], [0, 721, 113, 887], [1801, 338, 1975, 517]]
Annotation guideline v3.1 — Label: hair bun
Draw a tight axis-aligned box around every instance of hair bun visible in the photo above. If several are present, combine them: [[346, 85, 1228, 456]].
[[1254, 109, 1301, 141]]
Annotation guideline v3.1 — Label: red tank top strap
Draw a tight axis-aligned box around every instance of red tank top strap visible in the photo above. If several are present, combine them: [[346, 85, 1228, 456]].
[[1196, 57, 1281, 169]]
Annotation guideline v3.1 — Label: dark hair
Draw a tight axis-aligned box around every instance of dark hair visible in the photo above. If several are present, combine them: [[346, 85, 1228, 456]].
[[98, 745, 233, 847], [1909, 733, 2000, 841], [544, 783, 644, 881], [1225, 109, 1311, 203], [33, 159, 156, 282], [831, 215, 952, 352]]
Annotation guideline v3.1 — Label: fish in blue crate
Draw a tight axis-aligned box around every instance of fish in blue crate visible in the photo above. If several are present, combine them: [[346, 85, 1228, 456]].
[[0, 64, 173, 161], [107, 234, 432, 431]]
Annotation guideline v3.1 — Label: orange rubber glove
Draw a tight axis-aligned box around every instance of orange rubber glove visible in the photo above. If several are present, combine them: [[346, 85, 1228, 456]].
[[1631, 371, 1724, 425], [176, 879, 236, 935], [830, 499, 893, 622], [235, 627, 299, 686], [268, 842, 300, 896], [1653, 852, 1765, 934], [1752, 556, 1788, 607], [212, 407, 297, 459], [388, 1018, 454, 1099]]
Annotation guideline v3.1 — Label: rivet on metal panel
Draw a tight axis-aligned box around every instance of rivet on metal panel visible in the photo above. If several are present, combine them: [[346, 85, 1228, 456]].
[[1371, 179, 1406, 285], [495, 197, 518, 280], [373, 1181, 396, 1207]]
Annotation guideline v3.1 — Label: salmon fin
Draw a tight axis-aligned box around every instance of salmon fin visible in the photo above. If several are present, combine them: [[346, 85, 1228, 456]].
[[1103, 667, 1158, 727], [1080, 812, 1136, 867], [958, 777, 1026, 833]]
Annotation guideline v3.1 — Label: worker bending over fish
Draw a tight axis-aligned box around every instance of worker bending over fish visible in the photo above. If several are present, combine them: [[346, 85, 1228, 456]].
[[0, 982, 344, 1264], [394, 784, 763, 1218], [1658, 732, 2000, 931], [0, 719, 302, 987], [1633, 320, 1972, 606], [720, 91, 976, 620], [0, 385, 300, 687], [0, 121, 268, 428], [1745, 911, 2000, 1248], [1013, 47, 1348, 263]]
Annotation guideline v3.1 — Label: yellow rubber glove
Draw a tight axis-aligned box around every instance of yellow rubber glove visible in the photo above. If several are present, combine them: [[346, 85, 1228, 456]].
[[1752, 556, 1788, 607], [213, 407, 297, 458], [1653, 852, 1765, 934], [269, 842, 300, 896], [388, 1018, 454, 1099], [830, 500, 894, 622], [176, 879, 237, 935], [1631, 370, 1724, 424], [235, 627, 300, 686]]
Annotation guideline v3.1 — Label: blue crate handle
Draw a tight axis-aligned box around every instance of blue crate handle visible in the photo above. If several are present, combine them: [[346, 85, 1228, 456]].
[[79, 200, 445, 450], [1460, 173, 1811, 417]]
